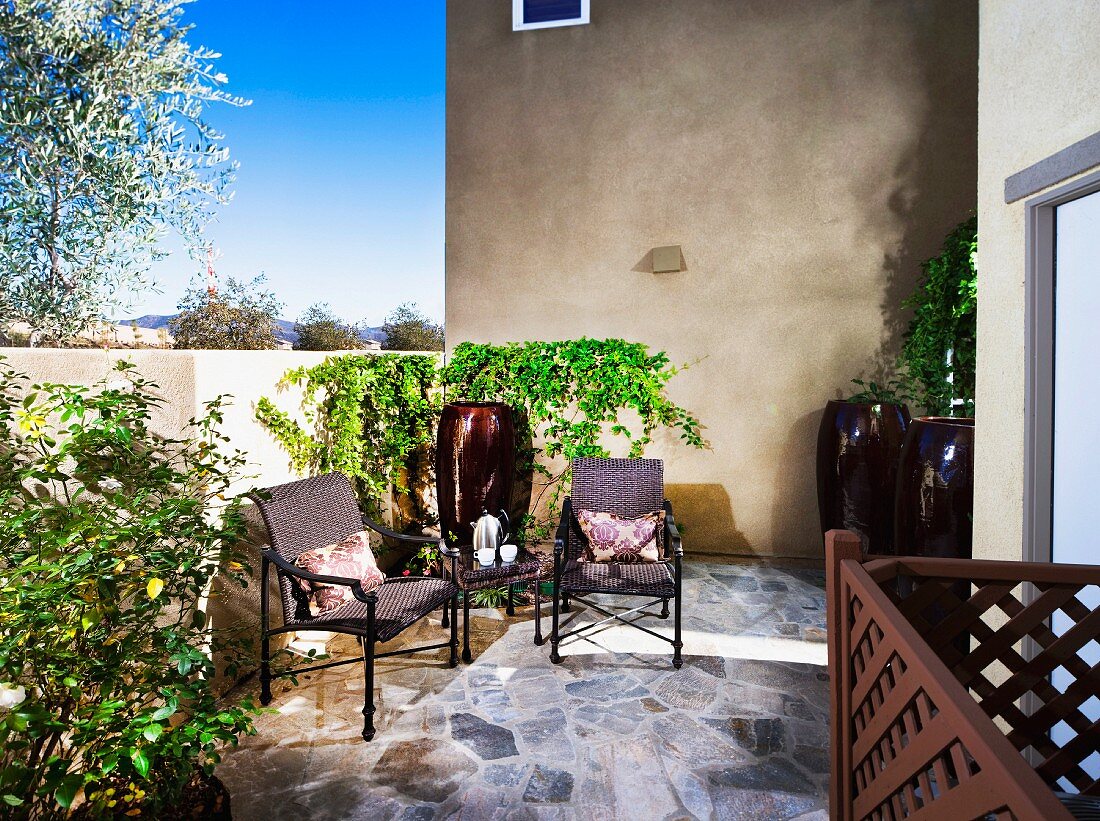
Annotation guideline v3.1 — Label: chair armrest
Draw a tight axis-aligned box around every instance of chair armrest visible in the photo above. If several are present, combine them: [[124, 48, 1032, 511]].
[[262, 547, 376, 603], [362, 513, 444, 546], [663, 500, 683, 558], [554, 498, 572, 555]]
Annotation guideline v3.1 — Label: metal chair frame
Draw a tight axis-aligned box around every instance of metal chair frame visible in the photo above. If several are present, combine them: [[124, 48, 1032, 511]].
[[252, 473, 459, 741]]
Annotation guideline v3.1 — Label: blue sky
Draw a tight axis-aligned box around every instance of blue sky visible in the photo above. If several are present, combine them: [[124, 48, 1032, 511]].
[[129, 1, 445, 326]]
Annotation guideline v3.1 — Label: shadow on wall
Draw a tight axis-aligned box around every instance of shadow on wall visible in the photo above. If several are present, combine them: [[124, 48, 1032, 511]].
[[666, 483, 751, 557], [768, 409, 825, 562], [854, 1, 978, 384]]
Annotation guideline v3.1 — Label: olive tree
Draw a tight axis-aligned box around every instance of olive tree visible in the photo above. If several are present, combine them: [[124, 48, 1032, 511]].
[[0, 0, 246, 344], [293, 303, 365, 351], [381, 302, 444, 351], [170, 275, 283, 350]]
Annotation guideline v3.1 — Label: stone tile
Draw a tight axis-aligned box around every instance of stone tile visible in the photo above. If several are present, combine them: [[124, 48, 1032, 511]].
[[572, 701, 641, 735], [684, 654, 726, 678], [373, 739, 478, 803], [485, 762, 529, 788], [707, 758, 823, 820], [451, 712, 519, 760], [703, 716, 787, 755], [653, 666, 719, 711], [563, 672, 649, 702], [523, 765, 575, 803], [652, 715, 746, 765], [578, 738, 681, 820], [517, 707, 576, 761]]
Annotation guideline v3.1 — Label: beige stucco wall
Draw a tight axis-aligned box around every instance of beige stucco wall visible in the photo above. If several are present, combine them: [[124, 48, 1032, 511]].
[[446, 0, 978, 560], [974, 1, 1100, 562]]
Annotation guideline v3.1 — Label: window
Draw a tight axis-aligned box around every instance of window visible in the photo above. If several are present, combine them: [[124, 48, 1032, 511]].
[[512, 0, 590, 31]]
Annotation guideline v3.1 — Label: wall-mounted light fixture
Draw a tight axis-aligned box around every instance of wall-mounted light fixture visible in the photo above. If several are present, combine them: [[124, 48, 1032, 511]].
[[513, 0, 590, 31], [651, 245, 684, 273]]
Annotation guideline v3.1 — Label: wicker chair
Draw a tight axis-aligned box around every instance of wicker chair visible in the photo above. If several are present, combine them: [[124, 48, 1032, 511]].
[[251, 472, 459, 741], [549, 457, 684, 668]]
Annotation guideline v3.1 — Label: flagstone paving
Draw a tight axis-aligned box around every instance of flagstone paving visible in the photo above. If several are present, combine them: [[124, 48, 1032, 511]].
[[217, 561, 830, 820]]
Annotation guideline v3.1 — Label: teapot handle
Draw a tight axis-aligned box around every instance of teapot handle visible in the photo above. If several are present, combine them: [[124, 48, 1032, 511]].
[[498, 509, 511, 544]]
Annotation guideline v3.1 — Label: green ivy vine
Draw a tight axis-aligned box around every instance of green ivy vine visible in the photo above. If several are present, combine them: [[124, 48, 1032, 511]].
[[255, 340, 707, 553], [440, 339, 706, 544], [254, 354, 439, 525]]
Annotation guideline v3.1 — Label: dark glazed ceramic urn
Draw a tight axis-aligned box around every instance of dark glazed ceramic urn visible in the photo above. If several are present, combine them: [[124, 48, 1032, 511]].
[[894, 417, 975, 560], [436, 402, 516, 547], [816, 400, 911, 556]]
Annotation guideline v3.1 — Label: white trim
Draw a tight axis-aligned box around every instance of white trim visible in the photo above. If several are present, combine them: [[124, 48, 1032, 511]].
[[512, 0, 590, 31]]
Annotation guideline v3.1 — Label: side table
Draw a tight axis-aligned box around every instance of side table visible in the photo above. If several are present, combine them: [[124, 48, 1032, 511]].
[[444, 546, 544, 662]]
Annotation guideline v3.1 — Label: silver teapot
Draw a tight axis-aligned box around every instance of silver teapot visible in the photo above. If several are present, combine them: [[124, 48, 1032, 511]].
[[471, 508, 510, 555]]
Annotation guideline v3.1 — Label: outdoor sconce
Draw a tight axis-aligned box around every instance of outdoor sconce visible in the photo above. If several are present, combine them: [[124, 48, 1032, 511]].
[[651, 245, 683, 273]]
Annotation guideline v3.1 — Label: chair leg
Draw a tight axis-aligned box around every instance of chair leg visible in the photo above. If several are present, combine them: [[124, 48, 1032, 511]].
[[550, 585, 562, 664], [507, 583, 515, 616], [362, 631, 377, 741], [660, 598, 670, 619], [561, 592, 571, 612], [672, 569, 683, 669], [441, 602, 450, 629], [259, 632, 272, 706], [533, 581, 543, 646], [462, 592, 473, 663], [449, 593, 459, 668]]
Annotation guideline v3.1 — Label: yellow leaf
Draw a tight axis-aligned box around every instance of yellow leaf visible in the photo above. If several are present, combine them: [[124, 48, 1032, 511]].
[[146, 578, 164, 600], [115, 561, 125, 573]]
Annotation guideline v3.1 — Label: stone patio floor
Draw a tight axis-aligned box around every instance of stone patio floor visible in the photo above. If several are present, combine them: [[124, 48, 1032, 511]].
[[217, 561, 830, 820]]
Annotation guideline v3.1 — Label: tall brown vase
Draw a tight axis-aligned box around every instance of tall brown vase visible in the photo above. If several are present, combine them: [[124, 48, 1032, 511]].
[[816, 400, 911, 556], [894, 416, 975, 560], [436, 402, 516, 547]]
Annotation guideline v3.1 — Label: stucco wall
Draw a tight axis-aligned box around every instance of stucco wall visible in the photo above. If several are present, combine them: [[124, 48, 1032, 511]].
[[446, 0, 978, 559], [974, 1, 1100, 562]]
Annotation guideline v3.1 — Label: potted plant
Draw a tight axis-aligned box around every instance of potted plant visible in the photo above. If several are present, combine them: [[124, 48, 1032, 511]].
[[0, 360, 257, 818], [816, 378, 912, 556], [893, 216, 977, 563]]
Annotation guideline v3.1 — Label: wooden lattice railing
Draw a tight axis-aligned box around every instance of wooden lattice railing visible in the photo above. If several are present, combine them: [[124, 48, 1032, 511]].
[[826, 530, 1100, 820]]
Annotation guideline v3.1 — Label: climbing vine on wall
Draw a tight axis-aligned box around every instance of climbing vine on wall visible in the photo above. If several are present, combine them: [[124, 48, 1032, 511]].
[[254, 354, 439, 524], [255, 340, 707, 549], [440, 339, 707, 543]]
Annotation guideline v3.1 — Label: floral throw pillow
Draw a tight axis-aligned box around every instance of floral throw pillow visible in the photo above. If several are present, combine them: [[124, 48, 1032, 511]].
[[294, 531, 385, 615], [575, 509, 664, 563]]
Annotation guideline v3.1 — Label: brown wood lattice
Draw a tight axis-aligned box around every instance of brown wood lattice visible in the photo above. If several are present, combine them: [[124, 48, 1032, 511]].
[[827, 530, 1100, 821]]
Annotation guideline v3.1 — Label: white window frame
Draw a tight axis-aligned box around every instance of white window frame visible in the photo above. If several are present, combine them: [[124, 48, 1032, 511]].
[[512, 0, 590, 31]]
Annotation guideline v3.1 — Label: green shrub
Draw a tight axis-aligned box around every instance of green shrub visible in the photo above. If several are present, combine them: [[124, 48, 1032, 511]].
[[0, 360, 256, 817]]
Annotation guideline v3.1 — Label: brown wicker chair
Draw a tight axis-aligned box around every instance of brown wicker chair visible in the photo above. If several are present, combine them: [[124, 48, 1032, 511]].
[[251, 472, 459, 741], [549, 457, 683, 668]]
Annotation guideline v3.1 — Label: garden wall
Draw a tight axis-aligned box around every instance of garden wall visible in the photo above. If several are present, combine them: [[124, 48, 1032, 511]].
[[446, 0, 979, 561]]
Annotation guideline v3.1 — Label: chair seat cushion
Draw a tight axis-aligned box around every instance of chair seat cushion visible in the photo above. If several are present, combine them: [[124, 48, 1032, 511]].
[[560, 559, 675, 597], [294, 576, 457, 643], [294, 530, 385, 614], [575, 509, 663, 563]]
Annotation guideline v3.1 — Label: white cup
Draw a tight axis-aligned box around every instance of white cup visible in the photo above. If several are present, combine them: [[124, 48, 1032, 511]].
[[499, 544, 518, 563], [476, 547, 497, 566]]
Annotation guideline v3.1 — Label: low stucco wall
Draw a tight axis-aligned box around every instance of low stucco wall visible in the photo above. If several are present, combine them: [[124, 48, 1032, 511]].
[[974, 1, 1100, 562], [446, 0, 978, 560]]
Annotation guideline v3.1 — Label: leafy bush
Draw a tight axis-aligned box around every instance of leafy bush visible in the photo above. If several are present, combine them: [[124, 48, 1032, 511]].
[[0, 360, 256, 817], [898, 215, 977, 416]]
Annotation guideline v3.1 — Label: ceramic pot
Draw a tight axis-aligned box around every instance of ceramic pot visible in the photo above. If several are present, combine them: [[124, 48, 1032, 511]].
[[894, 416, 975, 560], [436, 402, 515, 547], [816, 400, 911, 556]]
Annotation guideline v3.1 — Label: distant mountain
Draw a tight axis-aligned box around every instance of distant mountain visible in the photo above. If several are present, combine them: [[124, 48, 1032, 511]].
[[117, 314, 386, 345]]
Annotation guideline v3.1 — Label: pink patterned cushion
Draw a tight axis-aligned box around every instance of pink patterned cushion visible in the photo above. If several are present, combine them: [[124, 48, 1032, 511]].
[[575, 509, 664, 563], [294, 531, 385, 614]]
